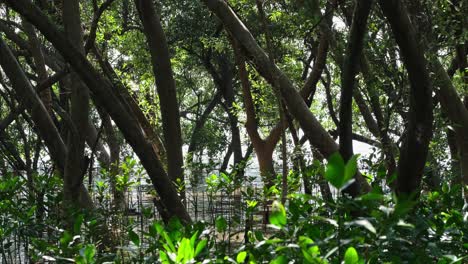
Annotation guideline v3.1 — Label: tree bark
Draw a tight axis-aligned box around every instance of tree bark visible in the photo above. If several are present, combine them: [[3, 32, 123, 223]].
[[101, 111, 124, 210], [62, 0, 91, 211], [219, 56, 243, 168], [338, 0, 372, 196], [187, 91, 222, 154], [339, 0, 372, 161], [90, 45, 167, 164], [232, 42, 276, 188], [378, 0, 434, 196], [201, 52, 244, 175], [134, 0, 185, 198], [432, 59, 468, 201], [22, 18, 52, 113]]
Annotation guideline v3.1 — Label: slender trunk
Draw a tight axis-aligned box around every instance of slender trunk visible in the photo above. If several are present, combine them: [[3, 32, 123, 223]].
[[256, 145, 276, 190], [134, 0, 185, 202], [22, 19, 52, 113], [220, 143, 233, 173], [91, 46, 167, 164], [327, 11, 398, 187], [280, 119, 288, 204], [286, 112, 311, 195], [359, 56, 397, 184], [202, 53, 244, 175], [85, 119, 110, 167], [232, 41, 278, 188], [447, 127, 461, 184], [338, 0, 372, 196], [219, 58, 243, 172], [62, 0, 91, 211], [102, 112, 124, 210], [187, 92, 222, 154], [378, 0, 434, 197], [186, 91, 222, 181], [432, 60, 468, 196]]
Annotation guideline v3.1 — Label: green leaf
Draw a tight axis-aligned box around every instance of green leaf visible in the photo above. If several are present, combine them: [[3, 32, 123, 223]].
[[190, 230, 199, 249], [254, 230, 264, 241], [299, 236, 320, 262], [194, 239, 207, 257], [344, 155, 359, 183], [215, 216, 228, 232], [325, 152, 345, 188], [269, 201, 287, 228], [359, 189, 384, 201], [159, 251, 170, 264], [344, 247, 359, 264], [154, 222, 176, 252], [83, 244, 96, 263], [73, 214, 84, 234], [270, 255, 287, 264], [236, 251, 247, 263], [60, 231, 72, 247], [177, 238, 192, 262], [162, 232, 176, 253], [149, 223, 157, 237], [128, 230, 140, 246]]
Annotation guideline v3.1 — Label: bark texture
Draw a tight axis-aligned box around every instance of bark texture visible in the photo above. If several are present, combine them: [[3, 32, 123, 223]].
[[134, 0, 185, 193], [338, 0, 372, 196], [62, 0, 91, 210], [339, 0, 372, 161], [378, 0, 434, 196]]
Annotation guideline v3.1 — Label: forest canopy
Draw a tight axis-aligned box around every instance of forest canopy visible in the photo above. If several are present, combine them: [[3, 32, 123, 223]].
[[0, 0, 466, 263]]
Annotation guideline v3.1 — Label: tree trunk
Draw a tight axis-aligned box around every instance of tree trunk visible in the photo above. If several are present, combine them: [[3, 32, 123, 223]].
[[22, 19, 52, 113], [338, 0, 372, 196], [312, 148, 334, 203], [218, 57, 244, 176], [232, 41, 278, 188], [201, 53, 244, 175], [62, 0, 91, 211], [432, 59, 468, 201], [134, 0, 185, 201], [378, 0, 434, 197], [256, 145, 276, 190], [339, 0, 372, 161], [102, 112, 124, 210]]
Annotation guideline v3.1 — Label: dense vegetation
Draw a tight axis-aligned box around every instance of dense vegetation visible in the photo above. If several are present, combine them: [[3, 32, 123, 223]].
[[0, 0, 466, 263]]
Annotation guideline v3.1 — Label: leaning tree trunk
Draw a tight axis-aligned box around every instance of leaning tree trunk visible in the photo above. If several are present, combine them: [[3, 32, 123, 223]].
[[338, 0, 373, 196], [134, 0, 185, 201], [22, 19, 52, 113], [232, 42, 279, 189], [432, 59, 468, 202], [378, 0, 433, 197]]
